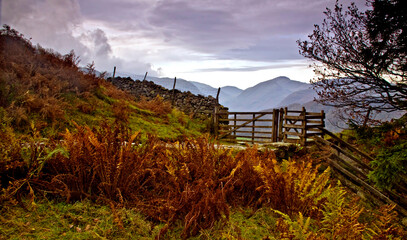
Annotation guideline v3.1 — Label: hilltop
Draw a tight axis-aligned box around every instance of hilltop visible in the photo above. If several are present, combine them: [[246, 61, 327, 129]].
[[0, 26, 207, 140]]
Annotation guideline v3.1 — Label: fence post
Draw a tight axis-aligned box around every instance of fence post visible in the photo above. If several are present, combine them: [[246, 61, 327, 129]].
[[233, 113, 237, 141], [283, 107, 288, 142], [279, 108, 284, 142], [301, 107, 306, 145], [213, 105, 219, 137], [171, 77, 177, 105], [216, 87, 221, 104], [143, 72, 148, 81], [272, 109, 279, 142], [112, 66, 116, 80], [252, 113, 255, 144]]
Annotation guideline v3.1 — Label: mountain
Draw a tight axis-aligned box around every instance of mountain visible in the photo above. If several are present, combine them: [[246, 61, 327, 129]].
[[190, 81, 218, 97], [219, 86, 244, 105], [276, 88, 317, 108], [189, 82, 244, 104], [224, 76, 310, 111]]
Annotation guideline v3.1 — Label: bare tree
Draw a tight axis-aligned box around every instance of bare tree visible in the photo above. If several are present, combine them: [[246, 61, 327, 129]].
[[298, 0, 407, 124]]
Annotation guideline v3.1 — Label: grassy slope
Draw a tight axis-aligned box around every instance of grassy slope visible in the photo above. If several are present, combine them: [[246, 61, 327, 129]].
[[0, 26, 205, 141]]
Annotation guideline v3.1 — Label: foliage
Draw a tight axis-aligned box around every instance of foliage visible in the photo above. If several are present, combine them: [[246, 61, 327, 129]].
[[367, 204, 405, 239], [275, 183, 405, 239], [369, 141, 407, 189], [367, 0, 407, 76], [136, 95, 172, 117], [256, 159, 331, 218], [350, 116, 407, 189], [0, 199, 159, 239], [298, 0, 407, 124], [1, 122, 404, 239], [0, 108, 25, 190]]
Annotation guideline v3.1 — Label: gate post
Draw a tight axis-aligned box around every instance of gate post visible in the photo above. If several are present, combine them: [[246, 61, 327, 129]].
[[301, 107, 306, 145], [278, 108, 284, 142], [272, 109, 279, 142], [252, 113, 255, 144], [283, 107, 288, 143]]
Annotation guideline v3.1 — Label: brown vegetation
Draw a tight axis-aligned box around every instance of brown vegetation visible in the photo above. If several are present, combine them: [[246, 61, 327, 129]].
[[0, 26, 132, 134], [1, 122, 405, 239]]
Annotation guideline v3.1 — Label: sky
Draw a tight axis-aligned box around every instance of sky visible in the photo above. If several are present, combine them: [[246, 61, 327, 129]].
[[1, 0, 367, 89]]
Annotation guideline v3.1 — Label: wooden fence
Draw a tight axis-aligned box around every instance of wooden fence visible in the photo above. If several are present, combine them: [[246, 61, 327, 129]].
[[214, 106, 325, 145], [313, 128, 407, 217]]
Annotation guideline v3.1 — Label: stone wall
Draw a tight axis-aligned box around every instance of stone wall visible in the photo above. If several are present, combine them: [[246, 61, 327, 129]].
[[108, 77, 219, 114]]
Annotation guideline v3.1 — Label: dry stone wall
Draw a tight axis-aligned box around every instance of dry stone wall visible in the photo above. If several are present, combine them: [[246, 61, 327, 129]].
[[108, 77, 219, 114]]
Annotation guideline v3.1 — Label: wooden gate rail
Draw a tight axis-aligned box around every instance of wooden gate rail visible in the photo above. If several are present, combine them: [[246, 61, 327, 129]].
[[283, 107, 325, 145], [216, 110, 279, 144], [214, 107, 325, 145]]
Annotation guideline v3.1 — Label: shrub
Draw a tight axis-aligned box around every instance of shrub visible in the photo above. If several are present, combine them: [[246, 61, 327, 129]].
[[369, 141, 407, 189]]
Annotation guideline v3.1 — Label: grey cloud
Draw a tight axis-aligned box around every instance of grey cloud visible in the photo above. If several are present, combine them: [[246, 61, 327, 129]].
[[221, 35, 303, 62], [143, 0, 366, 61], [193, 62, 306, 73], [2, 0, 368, 75], [80, 29, 112, 57], [72, 0, 368, 63], [147, 1, 249, 52], [2, 0, 157, 74]]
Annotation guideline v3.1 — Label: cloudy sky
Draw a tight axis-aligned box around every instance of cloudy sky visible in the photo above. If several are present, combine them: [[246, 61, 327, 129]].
[[1, 0, 367, 89]]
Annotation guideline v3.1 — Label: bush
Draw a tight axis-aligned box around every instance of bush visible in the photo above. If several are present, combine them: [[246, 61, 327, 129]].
[[369, 142, 407, 189]]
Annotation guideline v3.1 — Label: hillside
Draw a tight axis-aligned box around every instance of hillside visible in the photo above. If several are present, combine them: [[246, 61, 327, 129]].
[[0, 27, 206, 140], [276, 88, 317, 107]]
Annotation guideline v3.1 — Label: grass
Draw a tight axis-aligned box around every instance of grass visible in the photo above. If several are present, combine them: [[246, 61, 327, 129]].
[[0, 199, 281, 240], [0, 199, 158, 240]]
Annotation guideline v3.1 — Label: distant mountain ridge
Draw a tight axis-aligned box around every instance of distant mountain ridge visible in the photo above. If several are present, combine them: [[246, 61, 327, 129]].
[[224, 76, 311, 111], [113, 74, 314, 112], [109, 73, 403, 132]]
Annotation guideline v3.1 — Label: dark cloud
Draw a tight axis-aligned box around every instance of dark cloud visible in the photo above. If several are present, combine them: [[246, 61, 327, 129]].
[[2, 0, 157, 74], [2, 0, 368, 80]]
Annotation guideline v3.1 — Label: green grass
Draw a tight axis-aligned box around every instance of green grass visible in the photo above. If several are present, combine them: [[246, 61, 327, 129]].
[[0, 199, 159, 240], [0, 199, 281, 240]]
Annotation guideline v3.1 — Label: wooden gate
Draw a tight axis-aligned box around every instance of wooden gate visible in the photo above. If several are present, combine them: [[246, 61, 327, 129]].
[[213, 106, 325, 145], [283, 107, 325, 145], [215, 108, 282, 144]]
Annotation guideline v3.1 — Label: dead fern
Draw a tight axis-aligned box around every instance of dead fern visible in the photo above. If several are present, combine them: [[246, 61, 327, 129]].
[[368, 204, 405, 239], [256, 157, 331, 218], [136, 95, 172, 116]]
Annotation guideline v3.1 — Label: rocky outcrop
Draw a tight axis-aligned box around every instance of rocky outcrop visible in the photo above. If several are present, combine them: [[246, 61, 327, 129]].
[[108, 77, 219, 114]]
